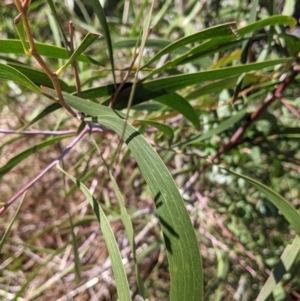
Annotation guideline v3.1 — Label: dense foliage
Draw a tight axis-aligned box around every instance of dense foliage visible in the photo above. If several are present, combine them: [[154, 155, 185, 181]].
[[0, 0, 300, 300]]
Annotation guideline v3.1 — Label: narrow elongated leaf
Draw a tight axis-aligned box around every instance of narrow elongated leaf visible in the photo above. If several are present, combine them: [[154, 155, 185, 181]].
[[58, 92, 203, 301], [150, 0, 173, 29], [110, 171, 135, 258], [142, 58, 287, 93], [144, 36, 238, 78], [237, 15, 297, 36], [226, 169, 300, 236], [46, 0, 69, 47], [80, 83, 133, 99], [178, 109, 247, 147], [130, 0, 149, 36], [56, 33, 101, 75], [110, 172, 145, 296], [68, 212, 81, 283], [186, 74, 262, 99], [8, 63, 73, 92], [0, 40, 98, 64], [155, 93, 200, 128], [0, 63, 42, 94], [144, 22, 237, 67], [248, 0, 259, 24], [59, 168, 131, 301], [113, 59, 290, 108], [153, 19, 292, 77], [14, 15, 30, 55], [22, 103, 61, 130], [0, 194, 25, 253], [255, 235, 300, 301], [90, 0, 116, 85], [0, 135, 71, 177], [113, 38, 189, 53], [178, 37, 241, 66]]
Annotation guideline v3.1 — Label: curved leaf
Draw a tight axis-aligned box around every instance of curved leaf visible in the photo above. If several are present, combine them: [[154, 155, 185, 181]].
[[155, 93, 200, 128], [113, 59, 290, 108], [0, 39, 98, 64], [56, 32, 101, 75], [237, 15, 297, 36], [0, 63, 42, 93], [61, 92, 203, 301], [8, 63, 73, 92], [144, 22, 237, 67], [59, 168, 131, 301]]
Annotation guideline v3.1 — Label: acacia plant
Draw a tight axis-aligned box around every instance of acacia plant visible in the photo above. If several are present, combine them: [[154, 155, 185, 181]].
[[1, 0, 300, 300]]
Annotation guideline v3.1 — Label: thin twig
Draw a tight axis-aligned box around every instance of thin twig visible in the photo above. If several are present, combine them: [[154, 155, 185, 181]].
[[0, 126, 90, 215], [209, 65, 300, 168], [13, 0, 77, 117], [280, 97, 300, 118]]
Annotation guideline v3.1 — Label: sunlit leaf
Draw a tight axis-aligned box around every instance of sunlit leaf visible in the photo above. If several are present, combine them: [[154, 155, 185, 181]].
[[56, 32, 101, 75], [56, 92, 204, 301], [144, 22, 237, 67], [255, 236, 300, 301], [59, 167, 131, 301]]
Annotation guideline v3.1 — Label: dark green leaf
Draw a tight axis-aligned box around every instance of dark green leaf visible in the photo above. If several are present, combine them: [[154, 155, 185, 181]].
[[144, 22, 237, 67], [0, 40, 99, 64], [113, 59, 290, 108], [58, 92, 203, 301], [155, 93, 200, 128], [0, 63, 42, 94], [8, 63, 74, 92]]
